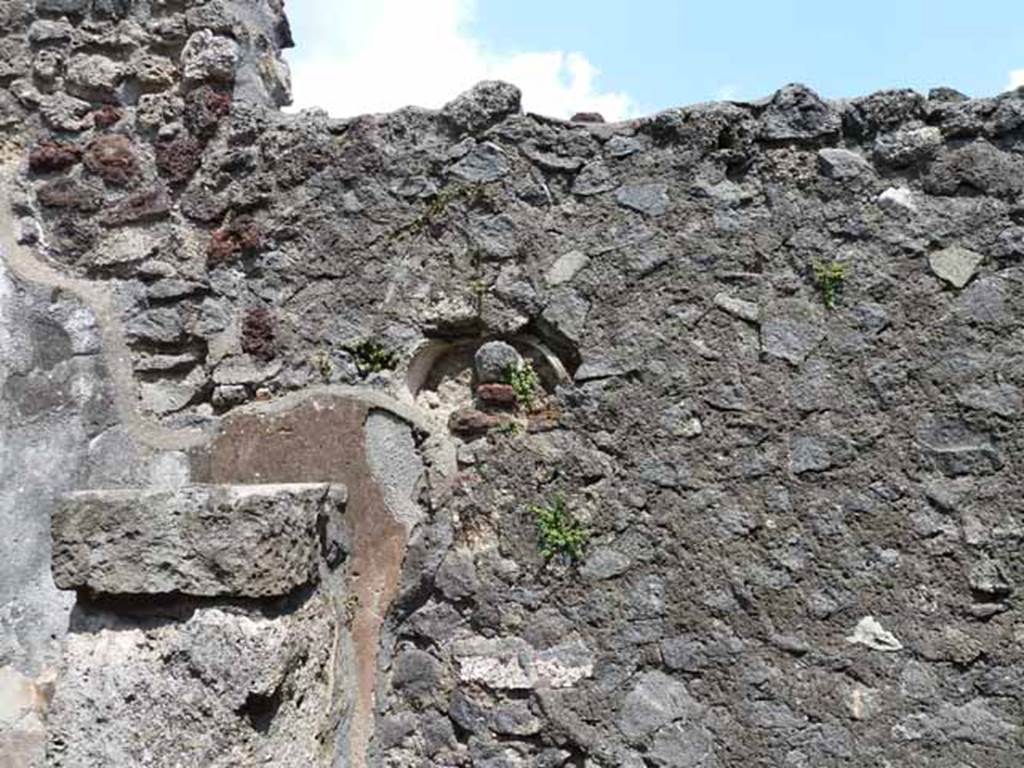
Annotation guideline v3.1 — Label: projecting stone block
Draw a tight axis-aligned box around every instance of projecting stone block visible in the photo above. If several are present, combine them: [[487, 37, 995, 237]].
[[47, 596, 338, 768], [52, 483, 346, 598]]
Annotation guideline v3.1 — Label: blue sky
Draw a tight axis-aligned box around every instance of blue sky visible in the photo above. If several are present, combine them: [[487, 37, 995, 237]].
[[286, 0, 1024, 120]]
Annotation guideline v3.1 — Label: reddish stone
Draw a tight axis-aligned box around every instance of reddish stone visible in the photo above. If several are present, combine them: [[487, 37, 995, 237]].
[[93, 105, 124, 129], [28, 141, 81, 173], [83, 134, 140, 186], [477, 383, 517, 406], [571, 112, 605, 123], [155, 134, 203, 185], [527, 408, 561, 433], [241, 306, 275, 362], [184, 85, 232, 138], [103, 186, 171, 226], [207, 216, 262, 266], [36, 178, 102, 211], [448, 407, 510, 435]]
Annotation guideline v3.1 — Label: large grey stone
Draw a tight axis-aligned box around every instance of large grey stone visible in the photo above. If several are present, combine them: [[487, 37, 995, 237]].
[[929, 245, 983, 288], [661, 624, 743, 672], [572, 160, 616, 196], [449, 142, 510, 183], [391, 648, 442, 695], [541, 288, 591, 343], [51, 484, 346, 598], [968, 558, 1012, 598], [617, 671, 704, 743], [873, 126, 942, 166], [64, 54, 123, 102], [182, 29, 239, 83], [138, 367, 207, 416], [606, 135, 643, 157], [760, 300, 825, 365], [759, 84, 840, 140], [923, 138, 1024, 199], [490, 699, 542, 736], [956, 383, 1022, 418], [546, 250, 589, 286], [648, 721, 715, 768], [817, 148, 874, 180], [956, 275, 1011, 325], [39, 92, 91, 132], [124, 307, 187, 345], [615, 184, 669, 216], [470, 213, 519, 260], [580, 546, 631, 581], [33, 0, 88, 13], [442, 81, 521, 134], [27, 20, 73, 44], [917, 419, 1003, 476], [893, 699, 1018, 747], [522, 142, 584, 172], [474, 340, 522, 383], [788, 433, 853, 474]]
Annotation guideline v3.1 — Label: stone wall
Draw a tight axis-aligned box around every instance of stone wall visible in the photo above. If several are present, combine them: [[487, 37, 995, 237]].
[[2, 1, 1024, 766]]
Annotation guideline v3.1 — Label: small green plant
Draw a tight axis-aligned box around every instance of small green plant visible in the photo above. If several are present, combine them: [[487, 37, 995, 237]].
[[311, 348, 333, 382], [531, 497, 588, 563], [495, 421, 523, 436], [427, 183, 493, 218], [468, 276, 488, 310], [504, 360, 540, 411], [813, 259, 848, 309], [391, 183, 497, 240], [349, 339, 397, 375]]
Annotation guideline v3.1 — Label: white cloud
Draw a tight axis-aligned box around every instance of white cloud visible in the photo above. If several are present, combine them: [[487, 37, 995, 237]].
[[284, 0, 638, 121], [1009, 69, 1024, 91], [714, 84, 740, 102]]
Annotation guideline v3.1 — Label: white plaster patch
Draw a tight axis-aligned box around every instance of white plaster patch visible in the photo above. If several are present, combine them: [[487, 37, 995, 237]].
[[454, 636, 595, 690], [846, 616, 903, 652], [533, 640, 594, 688], [878, 186, 916, 213], [458, 654, 534, 690]]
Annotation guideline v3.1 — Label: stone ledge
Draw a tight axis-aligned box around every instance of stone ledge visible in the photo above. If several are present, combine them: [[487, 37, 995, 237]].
[[52, 483, 346, 598]]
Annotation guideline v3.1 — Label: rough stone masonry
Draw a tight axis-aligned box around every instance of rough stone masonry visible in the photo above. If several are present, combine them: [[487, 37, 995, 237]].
[[1, 1, 1023, 766]]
